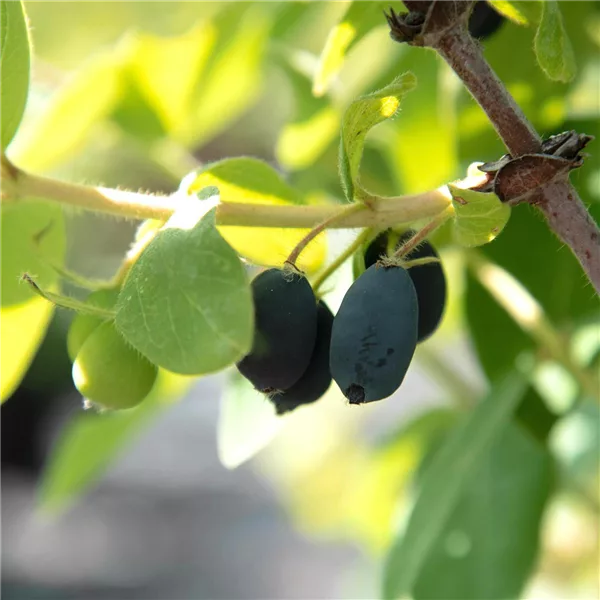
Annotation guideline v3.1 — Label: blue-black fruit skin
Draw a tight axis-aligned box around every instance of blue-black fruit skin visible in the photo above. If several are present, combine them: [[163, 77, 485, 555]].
[[330, 265, 418, 404], [468, 1, 505, 40], [271, 301, 334, 415], [236, 268, 317, 392], [364, 230, 446, 343]]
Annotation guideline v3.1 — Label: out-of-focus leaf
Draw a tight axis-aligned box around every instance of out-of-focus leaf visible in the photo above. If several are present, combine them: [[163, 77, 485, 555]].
[[340, 72, 416, 202], [313, 0, 389, 97], [217, 372, 284, 470], [275, 55, 340, 171], [534, 0, 576, 83], [125, 21, 216, 135], [413, 422, 554, 600], [1, 0, 30, 150], [488, 1, 540, 26], [448, 184, 510, 247], [11, 52, 124, 171], [116, 206, 253, 375], [466, 204, 599, 382], [181, 5, 272, 146], [382, 371, 527, 599], [1, 203, 65, 402], [37, 370, 191, 514], [182, 157, 326, 272]]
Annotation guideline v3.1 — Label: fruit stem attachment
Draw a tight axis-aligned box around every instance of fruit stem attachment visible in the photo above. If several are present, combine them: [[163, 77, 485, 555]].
[[312, 228, 374, 294], [285, 203, 365, 268], [466, 252, 599, 403], [21, 274, 117, 319], [393, 206, 454, 259]]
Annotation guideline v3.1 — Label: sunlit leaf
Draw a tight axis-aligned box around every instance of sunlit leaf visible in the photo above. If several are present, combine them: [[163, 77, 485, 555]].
[[183, 157, 326, 272], [413, 422, 554, 600], [11, 52, 124, 171], [1, 202, 65, 402], [313, 1, 389, 97], [217, 372, 284, 470], [37, 369, 191, 514], [382, 371, 527, 599], [340, 72, 416, 202], [116, 205, 254, 375], [534, 0, 576, 83], [1, 0, 30, 150], [275, 55, 340, 171], [488, 1, 540, 26], [448, 184, 510, 247]]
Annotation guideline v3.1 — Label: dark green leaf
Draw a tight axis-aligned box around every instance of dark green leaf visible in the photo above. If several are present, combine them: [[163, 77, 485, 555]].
[[382, 371, 527, 599], [115, 206, 254, 375], [0, 0, 30, 149], [413, 422, 554, 600]]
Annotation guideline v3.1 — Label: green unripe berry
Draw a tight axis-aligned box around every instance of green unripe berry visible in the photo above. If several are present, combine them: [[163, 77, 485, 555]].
[[72, 321, 158, 410], [67, 288, 120, 362]]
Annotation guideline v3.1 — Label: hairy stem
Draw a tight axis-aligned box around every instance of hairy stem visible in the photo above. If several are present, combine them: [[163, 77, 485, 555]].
[[433, 23, 600, 293], [393, 206, 454, 258], [4, 162, 452, 229]]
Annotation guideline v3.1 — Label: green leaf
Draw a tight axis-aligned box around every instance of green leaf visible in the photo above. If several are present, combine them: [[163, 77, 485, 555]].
[[10, 51, 124, 171], [382, 371, 527, 600], [182, 157, 326, 272], [313, 1, 389, 97], [38, 370, 191, 514], [0, 0, 30, 149], [217, 372, 284, 470], [413, 422, 554, 600], [448, 184, 511, 247], [339, 72, 416, 202], [115, 206, 253, 375], [275, 54, 340, 171], [534, 0, 576, 83], [1, 203, 65, 402], [488, 1, 540, 26]]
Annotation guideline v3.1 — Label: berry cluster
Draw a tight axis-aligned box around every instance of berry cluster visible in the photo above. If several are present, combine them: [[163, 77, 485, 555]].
[[236, 230, 447, 413]]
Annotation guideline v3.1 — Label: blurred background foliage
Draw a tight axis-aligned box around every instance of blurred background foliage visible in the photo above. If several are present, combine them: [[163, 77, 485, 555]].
[[2, 1, 599, 599]]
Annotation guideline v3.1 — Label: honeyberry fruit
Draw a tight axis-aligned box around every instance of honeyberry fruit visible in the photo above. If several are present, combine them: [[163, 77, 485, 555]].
[[364, 230, 446, 343], [468, 1, 504, 40], [236, 268, 318, 392], [330, 264, 418, 404], [270, 301, 334, 415], [72, 321, 158, 410], [67, 288, 120, 362]]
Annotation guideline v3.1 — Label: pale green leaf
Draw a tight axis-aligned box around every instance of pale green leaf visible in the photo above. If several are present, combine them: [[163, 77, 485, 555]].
[[217, 372, 284, 470], [0, 0, 30, 149], [382, 371, 528, 600], [182, 157, 326, 272], [448, 184, 511, 247], [534, 0, 576, 83], [1, 202, 65, 402], [10, 52, 124, 171], [115, 206, 254, 375], [413, 422, 554, 600], [275, 55, 340, 171], [38, 370, 191, 514], [339, 73, 416, 202], [488, 1, 540, 26], [313, 1, 389, 97]]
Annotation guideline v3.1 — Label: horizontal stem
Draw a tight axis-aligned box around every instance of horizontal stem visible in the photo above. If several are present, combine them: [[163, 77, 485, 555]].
[[6, 163, 452, 229]]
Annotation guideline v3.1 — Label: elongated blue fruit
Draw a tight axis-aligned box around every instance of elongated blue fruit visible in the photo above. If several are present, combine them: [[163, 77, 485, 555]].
[[270, 301, 334, 414], [364, 230, 446, 342], [237, 268, 317, 392], [330, 265, 418, 404]]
